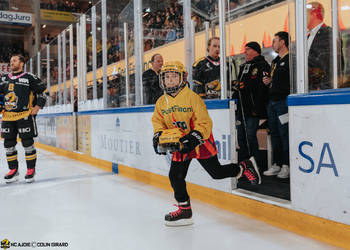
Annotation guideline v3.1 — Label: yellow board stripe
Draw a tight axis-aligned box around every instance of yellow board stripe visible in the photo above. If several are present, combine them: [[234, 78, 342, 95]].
[[34, 142, 350, 249]]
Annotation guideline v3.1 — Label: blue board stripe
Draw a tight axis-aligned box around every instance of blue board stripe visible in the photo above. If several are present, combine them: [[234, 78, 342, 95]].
[[288, 88, 350, 106], [76, 99, 236, 116], [37, 112, 73, 117]]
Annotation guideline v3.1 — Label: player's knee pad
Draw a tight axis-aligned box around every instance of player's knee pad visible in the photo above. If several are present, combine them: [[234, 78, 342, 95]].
[[5, 146, 16, 154], [22, 138, 34, 148], [169, 168, 186, 182], [23, 145, 36, 154], [4, 139, 17, 149], [24, 145, 36, 154]]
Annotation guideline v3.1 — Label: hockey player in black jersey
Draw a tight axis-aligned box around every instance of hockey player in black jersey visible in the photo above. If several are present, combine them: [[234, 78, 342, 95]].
[[192, 37, 221, 99], [0, 54, 48, 183]]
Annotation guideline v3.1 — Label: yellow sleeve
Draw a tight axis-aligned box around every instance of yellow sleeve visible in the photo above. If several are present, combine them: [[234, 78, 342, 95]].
[[151, 99, 167, 134], [191, 93, 213, 140]]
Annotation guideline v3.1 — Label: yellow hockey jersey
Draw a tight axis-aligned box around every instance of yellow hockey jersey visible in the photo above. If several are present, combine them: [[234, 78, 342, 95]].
[[152, 85, 218, 161]]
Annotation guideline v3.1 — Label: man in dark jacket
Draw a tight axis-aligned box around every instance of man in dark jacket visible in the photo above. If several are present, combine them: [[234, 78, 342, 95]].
[[263, 31, 290, 179], [307, 2, 343, 90], [142, 54, 164, 104], [234, 42, 270, 163]]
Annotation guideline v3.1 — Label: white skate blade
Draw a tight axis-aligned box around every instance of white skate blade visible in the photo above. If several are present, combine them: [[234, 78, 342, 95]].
[[249, 157, 262, 184], [25, 177, 35, 183], [5, 175, 19, 184], [165, 218, 193, 227]]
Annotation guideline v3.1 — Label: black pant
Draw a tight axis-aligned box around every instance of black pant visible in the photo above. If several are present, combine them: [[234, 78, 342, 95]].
[[1, 115, 38, 139], [169, 155, 241, 202], [1, 115, 38, 170]]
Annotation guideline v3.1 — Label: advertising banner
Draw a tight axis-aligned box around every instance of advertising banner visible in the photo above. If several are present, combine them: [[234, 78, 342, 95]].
[[57, 116, 75, 151], [90, 108, 236, 193], [40, 9, 75, 22], [77, 115, 91, 154], [36, 116, 57, 147], [289, 104, 350, 225], [0, 63, 10, 75], [0, 11, 32, 25]]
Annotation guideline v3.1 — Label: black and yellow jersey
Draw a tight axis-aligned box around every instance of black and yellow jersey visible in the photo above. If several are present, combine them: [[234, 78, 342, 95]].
[[0, 71, 47, 121], [192, 56, 221, 99]]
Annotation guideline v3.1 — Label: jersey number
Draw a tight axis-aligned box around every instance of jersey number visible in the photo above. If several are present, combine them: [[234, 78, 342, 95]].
[[8, 83, 14, 91], [173, 121, 188, 130]]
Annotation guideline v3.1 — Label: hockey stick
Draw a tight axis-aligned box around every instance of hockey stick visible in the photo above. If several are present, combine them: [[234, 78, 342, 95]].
[[236, 66, 252, 157]]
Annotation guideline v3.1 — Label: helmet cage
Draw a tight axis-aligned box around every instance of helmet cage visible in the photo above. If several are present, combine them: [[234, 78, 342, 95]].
[[159, 70, 186, 94]]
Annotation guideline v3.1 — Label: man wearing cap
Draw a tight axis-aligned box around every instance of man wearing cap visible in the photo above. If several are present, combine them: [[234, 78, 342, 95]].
[[233, 41, 270, 165]]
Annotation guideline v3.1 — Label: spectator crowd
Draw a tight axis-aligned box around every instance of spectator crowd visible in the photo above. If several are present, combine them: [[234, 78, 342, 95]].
[[0, 41, 27, 64], [40, 0, 93, 13]]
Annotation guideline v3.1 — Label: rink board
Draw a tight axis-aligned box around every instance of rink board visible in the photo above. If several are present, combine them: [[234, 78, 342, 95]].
[[89, 108, 236, 193], [36, 113, 75, 151], [33, 96, 350, 246], [288, 89, 350, 225]]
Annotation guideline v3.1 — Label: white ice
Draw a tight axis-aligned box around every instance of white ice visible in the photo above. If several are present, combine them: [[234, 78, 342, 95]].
[[0, 145, 338, 250]]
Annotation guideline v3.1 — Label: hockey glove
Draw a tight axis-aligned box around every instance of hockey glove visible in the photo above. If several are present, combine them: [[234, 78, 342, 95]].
[[231, 80, 245, 91], [153, 131, 166, 155], [179, 130, 204, 153]]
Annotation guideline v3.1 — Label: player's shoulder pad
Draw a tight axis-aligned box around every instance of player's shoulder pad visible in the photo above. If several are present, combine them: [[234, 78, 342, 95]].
[[1, 74, 9, 81], [193, 57, 206, 68], [26, 72, 40, 80]]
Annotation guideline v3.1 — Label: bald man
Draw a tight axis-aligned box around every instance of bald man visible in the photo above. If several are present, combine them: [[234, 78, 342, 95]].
[[307, 2, 343, 91]]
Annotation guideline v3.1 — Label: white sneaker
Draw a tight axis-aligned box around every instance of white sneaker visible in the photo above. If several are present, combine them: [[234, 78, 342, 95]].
[[263, 164, 281, 176], [277, 165, 289, 178]]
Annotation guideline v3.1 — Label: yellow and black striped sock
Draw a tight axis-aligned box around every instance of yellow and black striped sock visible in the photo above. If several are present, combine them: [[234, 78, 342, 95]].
[[6, 151, 18, 170], [25, 150, 37, 169]]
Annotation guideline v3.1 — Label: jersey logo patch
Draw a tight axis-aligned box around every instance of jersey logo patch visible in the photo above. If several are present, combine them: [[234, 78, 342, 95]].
[[242, 64, 251, 74], [4, 92, 18, 111], [251, 67, 258, 76]]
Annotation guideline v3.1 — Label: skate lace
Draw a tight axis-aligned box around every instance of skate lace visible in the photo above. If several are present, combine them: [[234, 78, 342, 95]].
[[170, 204, 191, 218], [241, 162, 255, 181], [244, 169, 255, 181]]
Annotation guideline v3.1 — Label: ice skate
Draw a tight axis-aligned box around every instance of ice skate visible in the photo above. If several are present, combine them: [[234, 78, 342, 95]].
[[4, 169, 19, 184], [25, 168, 35, 183], [239, 157, 261, 185], [165, 200, 193, 226]]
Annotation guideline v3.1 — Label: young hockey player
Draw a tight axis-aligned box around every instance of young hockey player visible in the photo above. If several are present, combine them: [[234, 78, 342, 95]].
[[152, 61, 261, 226]]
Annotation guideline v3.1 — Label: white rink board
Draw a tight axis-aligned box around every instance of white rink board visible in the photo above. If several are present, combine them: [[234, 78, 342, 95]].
[[289, 104, 350, 225], [90, 109, 236, 193]]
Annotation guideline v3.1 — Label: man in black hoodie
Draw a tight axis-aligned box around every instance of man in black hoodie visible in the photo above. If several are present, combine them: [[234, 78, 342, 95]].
[[234, 42, 270, 164], [263, 32, 290, 179]]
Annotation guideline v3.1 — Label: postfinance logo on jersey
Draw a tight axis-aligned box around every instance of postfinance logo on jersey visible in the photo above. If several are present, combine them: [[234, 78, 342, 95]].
[[161, 105, 192, 115]]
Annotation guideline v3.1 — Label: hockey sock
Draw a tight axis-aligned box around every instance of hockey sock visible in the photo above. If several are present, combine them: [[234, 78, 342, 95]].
[[24, 145, 37, 169], [6, 147, 18, 170]]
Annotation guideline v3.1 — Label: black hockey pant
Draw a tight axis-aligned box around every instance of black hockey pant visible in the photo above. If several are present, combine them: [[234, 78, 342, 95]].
[[169, 155, 241, 202]]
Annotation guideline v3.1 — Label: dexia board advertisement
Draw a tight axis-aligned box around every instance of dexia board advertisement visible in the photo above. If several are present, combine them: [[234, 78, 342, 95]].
[[289, 104, 350, 225], [90, 108, 236, 193]]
